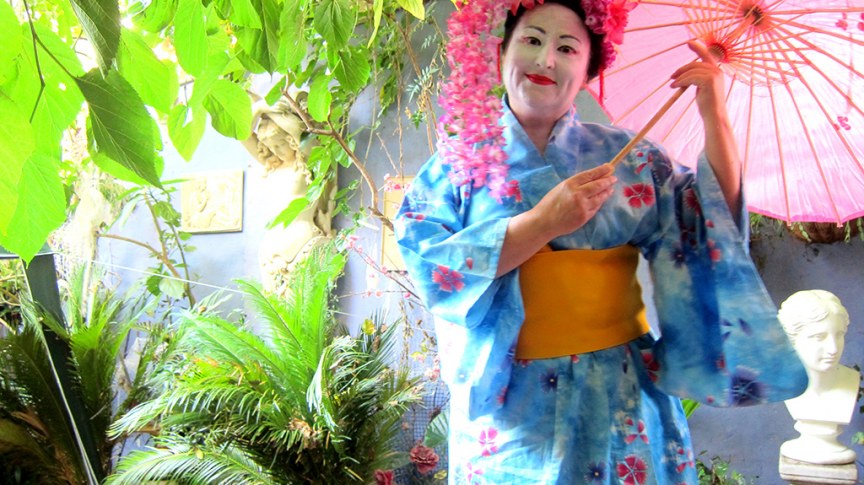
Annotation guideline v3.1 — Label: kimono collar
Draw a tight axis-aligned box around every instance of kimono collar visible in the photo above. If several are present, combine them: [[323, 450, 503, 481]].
[[500, 97, 584, 155]]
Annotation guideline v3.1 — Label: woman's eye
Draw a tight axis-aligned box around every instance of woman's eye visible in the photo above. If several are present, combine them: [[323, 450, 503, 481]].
[[522, 36, 541, 45], [559, 45, 576, 54]]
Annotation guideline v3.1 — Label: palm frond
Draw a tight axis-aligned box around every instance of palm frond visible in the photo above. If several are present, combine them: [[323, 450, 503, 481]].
[[107, 439, 275, 485]]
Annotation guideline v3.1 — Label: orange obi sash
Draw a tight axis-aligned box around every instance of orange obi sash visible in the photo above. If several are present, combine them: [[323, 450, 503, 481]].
[[515, 244, 650, 359]]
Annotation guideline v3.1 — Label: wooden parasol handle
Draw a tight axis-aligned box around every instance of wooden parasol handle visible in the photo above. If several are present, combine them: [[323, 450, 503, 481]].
[[607, 86, 689, 167]]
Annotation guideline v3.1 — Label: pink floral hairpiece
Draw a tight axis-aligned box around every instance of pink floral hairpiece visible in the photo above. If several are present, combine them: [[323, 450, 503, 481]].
[[437, 0, 635, 201]]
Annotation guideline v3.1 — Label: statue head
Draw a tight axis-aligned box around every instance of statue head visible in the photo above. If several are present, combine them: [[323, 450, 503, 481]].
[[778, 290, 850, 374]]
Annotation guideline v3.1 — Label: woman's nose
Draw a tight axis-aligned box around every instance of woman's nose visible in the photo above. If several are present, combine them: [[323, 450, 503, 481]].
[[536, 45, 555, 69]]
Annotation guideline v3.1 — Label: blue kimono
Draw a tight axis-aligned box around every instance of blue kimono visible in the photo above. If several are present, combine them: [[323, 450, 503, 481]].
[[395, 102, 807, 484]]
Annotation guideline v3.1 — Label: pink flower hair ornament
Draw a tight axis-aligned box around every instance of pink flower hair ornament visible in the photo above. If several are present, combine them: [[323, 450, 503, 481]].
[[438, 0, 636, 202]]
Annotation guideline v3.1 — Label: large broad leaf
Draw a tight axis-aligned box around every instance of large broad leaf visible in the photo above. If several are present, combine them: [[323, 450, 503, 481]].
[[168, 103, 207, 160], [334, 47, 370, 93], [189, 49, 231, 105], [202, 79, 252, 139], [230, 0, 262, 28], [307, 73, 332, 122], [0, 152, 65, 262], [234, 0, 282, 72], [69, 0, 120, 73], [174, 0, 208, 76], [0, 94, 33, 237], [76, 69, 162, 187], [396, 0, 424, 19], [313, 0, 355, 51], [0, 1, 22, 79], [118, 29, 179, 114], [131, 0, 178, 32], [279, 0, 306, 73]]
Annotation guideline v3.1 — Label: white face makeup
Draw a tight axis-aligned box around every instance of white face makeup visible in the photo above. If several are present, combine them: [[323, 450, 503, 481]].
[[501, 3, 591, 126]]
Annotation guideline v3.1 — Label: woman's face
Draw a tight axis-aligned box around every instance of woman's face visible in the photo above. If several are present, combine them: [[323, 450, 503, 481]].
[[501, 3, 591, 125], [794, 316, 847, 374]]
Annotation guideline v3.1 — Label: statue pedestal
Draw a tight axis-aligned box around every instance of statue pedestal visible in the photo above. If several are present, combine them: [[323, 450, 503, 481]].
[[779, 454, 858, 485]]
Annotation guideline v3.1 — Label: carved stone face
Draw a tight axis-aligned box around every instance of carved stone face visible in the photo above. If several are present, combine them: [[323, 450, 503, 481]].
[[792, 315, 847, 374]]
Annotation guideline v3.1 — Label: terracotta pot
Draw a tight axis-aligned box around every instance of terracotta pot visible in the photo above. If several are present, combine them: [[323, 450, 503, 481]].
[[787, 218, 862, 244]]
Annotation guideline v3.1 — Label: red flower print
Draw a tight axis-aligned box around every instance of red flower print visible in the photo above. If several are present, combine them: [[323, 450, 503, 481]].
[[675, 446, 695, 473], [623, 183, 655, 209], [683, 188, 702, 215], [624, 418, 649, 445], [571, 354, 581, 364], [616, 455, 648, 485], [432, 265, 465, 292], [641, 350, 660, 383], [707, 239, 721, 263], [465, 257, 474, 269], [478, 427, 499, 456]]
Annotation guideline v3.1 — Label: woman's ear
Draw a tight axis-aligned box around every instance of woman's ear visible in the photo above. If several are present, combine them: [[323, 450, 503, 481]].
[[497, 44, 503, 83]]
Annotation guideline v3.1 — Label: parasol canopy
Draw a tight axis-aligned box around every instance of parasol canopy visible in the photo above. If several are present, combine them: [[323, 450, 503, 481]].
[[589, 0, 864, 224]]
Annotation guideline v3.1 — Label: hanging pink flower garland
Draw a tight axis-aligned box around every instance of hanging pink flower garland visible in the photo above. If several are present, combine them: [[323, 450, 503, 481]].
[[437, 0, 518, 202], [436, 0, 635, 202]]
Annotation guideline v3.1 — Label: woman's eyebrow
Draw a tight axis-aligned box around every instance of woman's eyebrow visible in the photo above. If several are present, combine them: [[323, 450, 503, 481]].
[[524, 25, 582, 44]]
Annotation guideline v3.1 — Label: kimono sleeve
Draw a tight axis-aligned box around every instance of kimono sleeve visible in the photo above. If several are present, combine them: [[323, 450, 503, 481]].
[[643, 155, 808, 407], [394, 155, 511, 328]]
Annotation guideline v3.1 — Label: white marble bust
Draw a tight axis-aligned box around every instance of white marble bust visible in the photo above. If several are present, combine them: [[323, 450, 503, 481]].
[[777, 290, 858, 465]]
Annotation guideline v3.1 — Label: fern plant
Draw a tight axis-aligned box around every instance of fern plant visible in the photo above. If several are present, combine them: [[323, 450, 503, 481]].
[[0, 265, 162, 484], [107, 245, 422, 484]]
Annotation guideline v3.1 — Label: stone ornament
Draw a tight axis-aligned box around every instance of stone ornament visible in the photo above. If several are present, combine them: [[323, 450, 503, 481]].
[[242, 93, 334, 297], [777, 290, 858, 465]]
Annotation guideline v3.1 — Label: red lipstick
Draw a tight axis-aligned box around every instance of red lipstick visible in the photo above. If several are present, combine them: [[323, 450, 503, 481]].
[[527, 74, 556, 85]]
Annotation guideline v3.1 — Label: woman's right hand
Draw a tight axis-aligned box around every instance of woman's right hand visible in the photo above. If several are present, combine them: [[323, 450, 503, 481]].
[[533, 163, 617, 238], [496, 163, 617, 276]]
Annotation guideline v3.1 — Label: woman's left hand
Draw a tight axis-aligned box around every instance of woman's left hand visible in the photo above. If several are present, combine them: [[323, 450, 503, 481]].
[[670, 39, 743, 219], [669, 40, 727, 121]]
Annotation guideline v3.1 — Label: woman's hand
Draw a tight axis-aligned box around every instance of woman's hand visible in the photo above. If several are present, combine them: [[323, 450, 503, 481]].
[[670, 40, 743, 219], [496, 164, 617, 276]]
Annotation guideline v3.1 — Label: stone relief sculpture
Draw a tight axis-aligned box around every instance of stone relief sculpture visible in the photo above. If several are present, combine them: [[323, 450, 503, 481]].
[[777, 290, 859, 465], [242, 93, 335, 297]]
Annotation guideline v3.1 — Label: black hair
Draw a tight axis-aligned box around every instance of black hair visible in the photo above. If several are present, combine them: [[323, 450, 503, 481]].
[[501, 0, 604, 80]]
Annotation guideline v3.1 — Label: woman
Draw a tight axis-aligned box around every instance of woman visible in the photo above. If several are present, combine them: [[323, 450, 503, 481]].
[[395, 1, 808, 483]]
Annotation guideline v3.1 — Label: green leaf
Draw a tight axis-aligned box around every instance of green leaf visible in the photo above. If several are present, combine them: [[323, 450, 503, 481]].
[[0, 94, 33, 236], [396, 0, 425, 19], [367, 0, 383, 48], [307, 74, 331, 122], [131, 0, 178, 32], [0, 152, 65, 263], [202, 79, 252, 139], [174, 0, 208, 76], [0, 1, 22, 71], [279, 0, 306, 73], [92, 151, 165, 187], [334, 47, 370, 93], [267, 197, 309, 229], [189, 50, 231, 105], [69, 0, 120, 73], [234, 0, 282, 72], [76, 69, 162, 187], [168, 103, 207, 161], [118, 29, 179, 114], [159, 277, 186, 300], [313, 0, 355, 50], [230, 0, 262, 28]]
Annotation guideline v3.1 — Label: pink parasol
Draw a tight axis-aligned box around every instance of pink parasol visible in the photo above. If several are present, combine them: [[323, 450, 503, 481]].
[[589, 0, 864, 224]]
